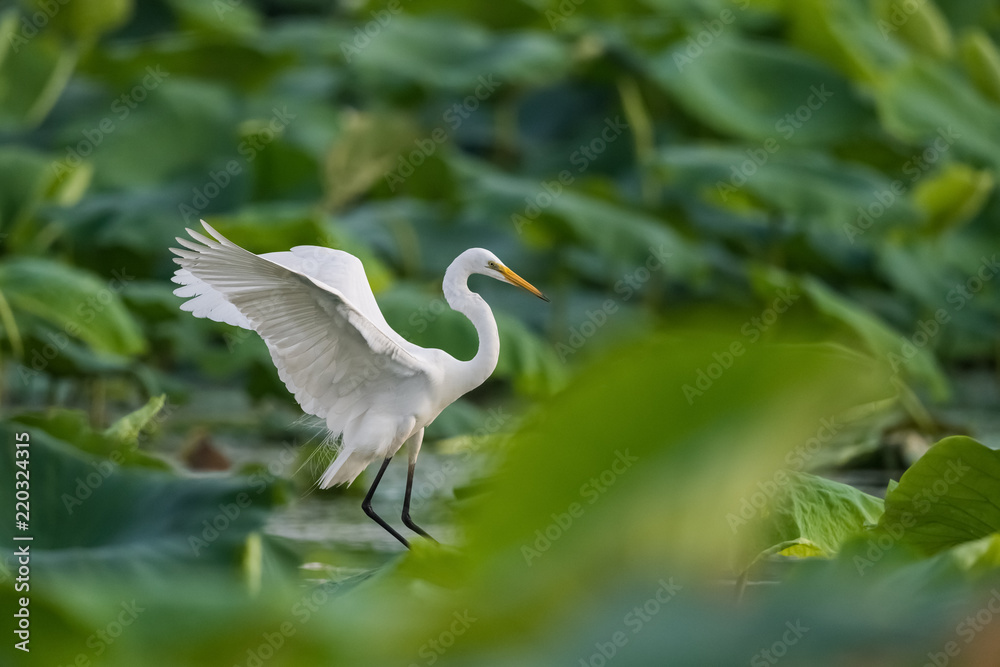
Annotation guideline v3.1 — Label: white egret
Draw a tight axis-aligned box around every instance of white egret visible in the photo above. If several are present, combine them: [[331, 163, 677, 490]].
[[170, 221, 548, 547]]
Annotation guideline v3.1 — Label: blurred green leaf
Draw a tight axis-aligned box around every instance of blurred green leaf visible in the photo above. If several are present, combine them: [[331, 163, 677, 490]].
[[876, 240, 953, 308], [26, 0, 133, 40], [324, 110, 417, 211], [878, 436, 1000, 555], [660, 145, 922, 233], [495, 309, 567, 395], [0, 25, 77, 128], [63, 79, 238, 189], [788, 0, 907, 83], [461, 327, 894, 573], [961, 28, 1000, 103], [0, 427, 291, 590], [350, 16, 571, 90], [0, 146, 53, 236], [912, 162, 994, 234], [167, 0, 260, 38], [458, 157, 705, 277], [875, 0, 954, 58], [0, 10, 17, 71], [650, 35, 872, 145], [742, 470, 884, 567], [0, 145, 91, 251], [876, 60, 1000, 170], [104, 393, 167, 444], [778, 273, 950, 401], [0, 257, 147, 357], [11, 406, 169, 469]]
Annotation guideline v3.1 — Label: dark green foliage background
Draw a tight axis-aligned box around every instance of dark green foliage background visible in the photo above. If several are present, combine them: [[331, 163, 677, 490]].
[[3, 0, 1000, 664]]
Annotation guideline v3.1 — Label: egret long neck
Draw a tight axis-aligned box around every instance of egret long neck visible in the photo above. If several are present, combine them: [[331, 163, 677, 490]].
[[443, 262, 500, 396]]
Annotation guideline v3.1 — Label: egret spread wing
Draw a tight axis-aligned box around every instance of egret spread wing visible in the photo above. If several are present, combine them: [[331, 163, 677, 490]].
[[170, 222, 430, 434], [260, 245, 419, 355], [171, 245, 402, 343]]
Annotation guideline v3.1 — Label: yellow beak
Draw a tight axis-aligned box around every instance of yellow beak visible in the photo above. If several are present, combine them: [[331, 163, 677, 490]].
[[498, 265, 550, 302]]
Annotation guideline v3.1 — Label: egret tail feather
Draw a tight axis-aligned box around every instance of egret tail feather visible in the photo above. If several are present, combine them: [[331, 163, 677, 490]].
[[319, 450, 373, 488]]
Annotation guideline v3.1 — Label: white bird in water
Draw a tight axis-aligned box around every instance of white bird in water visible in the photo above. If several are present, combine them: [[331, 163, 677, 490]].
[[170, 221, 548, 547]]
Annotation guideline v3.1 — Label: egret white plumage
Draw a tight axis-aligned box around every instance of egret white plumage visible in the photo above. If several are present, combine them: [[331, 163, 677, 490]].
[[170, 221, 548, 547]]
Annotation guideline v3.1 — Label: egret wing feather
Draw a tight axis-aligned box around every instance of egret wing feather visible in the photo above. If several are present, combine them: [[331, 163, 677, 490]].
[[172, 268, 251, 329], [171, 244, 417, 352], [170, 222, 431, 438], [261, 246, 419, 354]]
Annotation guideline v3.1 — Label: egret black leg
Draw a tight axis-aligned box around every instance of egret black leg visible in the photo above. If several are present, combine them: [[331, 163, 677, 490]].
[[362, 457, 410, 548], [402, 460, 438, 542]]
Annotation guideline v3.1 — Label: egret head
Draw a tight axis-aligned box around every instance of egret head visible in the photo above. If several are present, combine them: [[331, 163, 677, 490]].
[[465, 248, 549, 302]]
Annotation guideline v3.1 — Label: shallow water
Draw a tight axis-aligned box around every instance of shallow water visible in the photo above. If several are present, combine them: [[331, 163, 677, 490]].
[[264, 450, 461, 555]]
